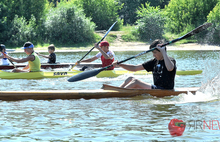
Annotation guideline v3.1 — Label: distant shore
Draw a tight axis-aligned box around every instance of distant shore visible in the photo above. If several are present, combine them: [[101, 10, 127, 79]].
[[9, 42, 220, 53], [110, 42, 220, 51]]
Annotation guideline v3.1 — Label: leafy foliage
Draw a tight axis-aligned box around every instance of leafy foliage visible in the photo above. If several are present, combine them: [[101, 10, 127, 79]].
[[146, 0, 170, 8], [117, 0, 169, 25], [8, 15, 37, 46], [165, 0, 218, 34], [0, 3, 9, 43], [117, 0, 140, 25], [207, 2, 220, 44], [1, 0, 220, 46], [136, 3, 166, 41], [76, 0, 123, 30], [44, 2, 96, 44], [0, 0, 48, 46]]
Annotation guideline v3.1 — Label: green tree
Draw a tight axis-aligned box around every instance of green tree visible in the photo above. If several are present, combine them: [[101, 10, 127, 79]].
[[136, 3, 166, 41], [1, 0, 48, 25], [76, 0, 123, 30], [44, 1, 96, 44], [0, 3, 9, 43], [8, 15, 37, 46], [117, 0, 170, 25], [207, 2, 220, 44], [165, 0, 218, 34], [146, 0, 170, 8], [117, 0, 140, 25], [0, 0, 49, 46]]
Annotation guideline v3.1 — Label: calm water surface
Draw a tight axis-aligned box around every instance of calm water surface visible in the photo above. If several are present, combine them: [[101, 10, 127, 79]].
[[0, 50, 220, 141]]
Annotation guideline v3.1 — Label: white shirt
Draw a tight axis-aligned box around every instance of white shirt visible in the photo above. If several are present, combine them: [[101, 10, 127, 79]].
[[1, 53, 9, 65], [95, 50, 115, 59]]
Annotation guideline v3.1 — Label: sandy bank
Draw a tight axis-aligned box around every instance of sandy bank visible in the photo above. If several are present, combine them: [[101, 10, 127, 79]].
[[10, 42, 220, 53]]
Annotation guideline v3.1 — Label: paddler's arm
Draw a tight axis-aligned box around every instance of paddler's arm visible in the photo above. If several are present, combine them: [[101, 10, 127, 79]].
[[95, 43, 113, 59], [23, 64, 29, 70], [36, 52, 50, 59], [112, 61, 144, 71], [77, 56, 98, 64], [4, 54, 35, 63], [156, 45, 174, 71]]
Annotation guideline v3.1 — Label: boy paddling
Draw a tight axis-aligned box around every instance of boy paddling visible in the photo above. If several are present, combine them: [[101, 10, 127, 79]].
[[78, 41, 115, 70], [3, 42, 41, 72]]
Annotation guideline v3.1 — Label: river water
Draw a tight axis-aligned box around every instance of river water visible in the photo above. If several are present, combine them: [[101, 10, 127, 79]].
[[0, 50, 220, 141]]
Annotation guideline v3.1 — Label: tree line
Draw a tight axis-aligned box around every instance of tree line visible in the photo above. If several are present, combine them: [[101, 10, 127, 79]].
[[0, 0, 220, 47]]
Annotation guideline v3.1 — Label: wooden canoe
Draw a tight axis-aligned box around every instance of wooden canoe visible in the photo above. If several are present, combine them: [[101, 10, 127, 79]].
[[0, 84, 199, 101], [102, 84, 198, 97]]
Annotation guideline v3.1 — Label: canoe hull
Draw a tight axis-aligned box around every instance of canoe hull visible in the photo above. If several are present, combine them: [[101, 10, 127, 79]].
[[102, 84, 198, 97], [0, 84, 199, 101]]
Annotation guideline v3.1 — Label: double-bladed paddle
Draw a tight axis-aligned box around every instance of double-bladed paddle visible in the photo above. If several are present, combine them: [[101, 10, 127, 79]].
[[68, 22, 212, 82], [69, 21, 118, 71]]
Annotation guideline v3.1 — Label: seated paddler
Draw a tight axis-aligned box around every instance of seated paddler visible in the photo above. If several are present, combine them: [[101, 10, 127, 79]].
[[0, 44, 10, 65], [77, 41, 115, 71], [112, 39, 176, 90], [3, 41, 41, 72]]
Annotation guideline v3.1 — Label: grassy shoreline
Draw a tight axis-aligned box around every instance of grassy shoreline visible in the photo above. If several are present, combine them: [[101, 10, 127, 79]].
[[8, 25, 219, 51]]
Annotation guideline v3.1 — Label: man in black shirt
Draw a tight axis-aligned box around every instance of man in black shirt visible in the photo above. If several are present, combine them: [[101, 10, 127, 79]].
[[112, 39, 176, 89]]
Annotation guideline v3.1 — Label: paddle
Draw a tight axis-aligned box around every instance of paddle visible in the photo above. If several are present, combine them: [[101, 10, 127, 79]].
[[68, 22, 212, 82], [69, 21, 118, 71]]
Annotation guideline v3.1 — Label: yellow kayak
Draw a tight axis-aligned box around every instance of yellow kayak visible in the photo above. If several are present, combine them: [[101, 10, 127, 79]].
[[0, 70, 202, 79]]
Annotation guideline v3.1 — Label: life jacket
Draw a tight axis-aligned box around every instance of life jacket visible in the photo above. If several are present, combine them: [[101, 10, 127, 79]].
[[101, 55, 114, 70]]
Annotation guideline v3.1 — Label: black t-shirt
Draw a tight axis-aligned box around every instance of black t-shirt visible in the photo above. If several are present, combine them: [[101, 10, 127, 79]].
[[142, 57, 176, 89], [48, 53, 56, 63]]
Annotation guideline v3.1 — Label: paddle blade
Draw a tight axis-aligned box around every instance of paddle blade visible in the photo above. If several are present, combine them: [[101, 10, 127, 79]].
[[182, 23, 212, 39], [163, 23, 212, 46], [68, 68, 102, 82]]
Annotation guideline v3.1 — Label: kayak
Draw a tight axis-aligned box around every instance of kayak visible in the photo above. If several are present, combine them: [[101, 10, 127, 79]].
[[0, 62, 103, 70], [0, 69, 202, 79], [0, 84, 198, 101]]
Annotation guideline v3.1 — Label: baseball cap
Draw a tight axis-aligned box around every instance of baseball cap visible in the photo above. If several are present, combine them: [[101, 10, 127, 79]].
[[21, 42, 34, 49], [99, 41, 109, 47]]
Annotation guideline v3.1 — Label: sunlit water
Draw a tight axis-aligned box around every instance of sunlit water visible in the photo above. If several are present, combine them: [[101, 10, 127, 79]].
[[0, 50, 220, 141]]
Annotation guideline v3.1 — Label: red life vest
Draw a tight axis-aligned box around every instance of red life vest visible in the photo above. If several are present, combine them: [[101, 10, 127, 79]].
[[101, 55, 114, 70]]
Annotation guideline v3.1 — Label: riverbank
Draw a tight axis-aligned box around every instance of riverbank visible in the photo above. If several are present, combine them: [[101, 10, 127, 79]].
[[110, 42, 220, 51], [9, 42, 220, 53], [42, 42, 220, 53]]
